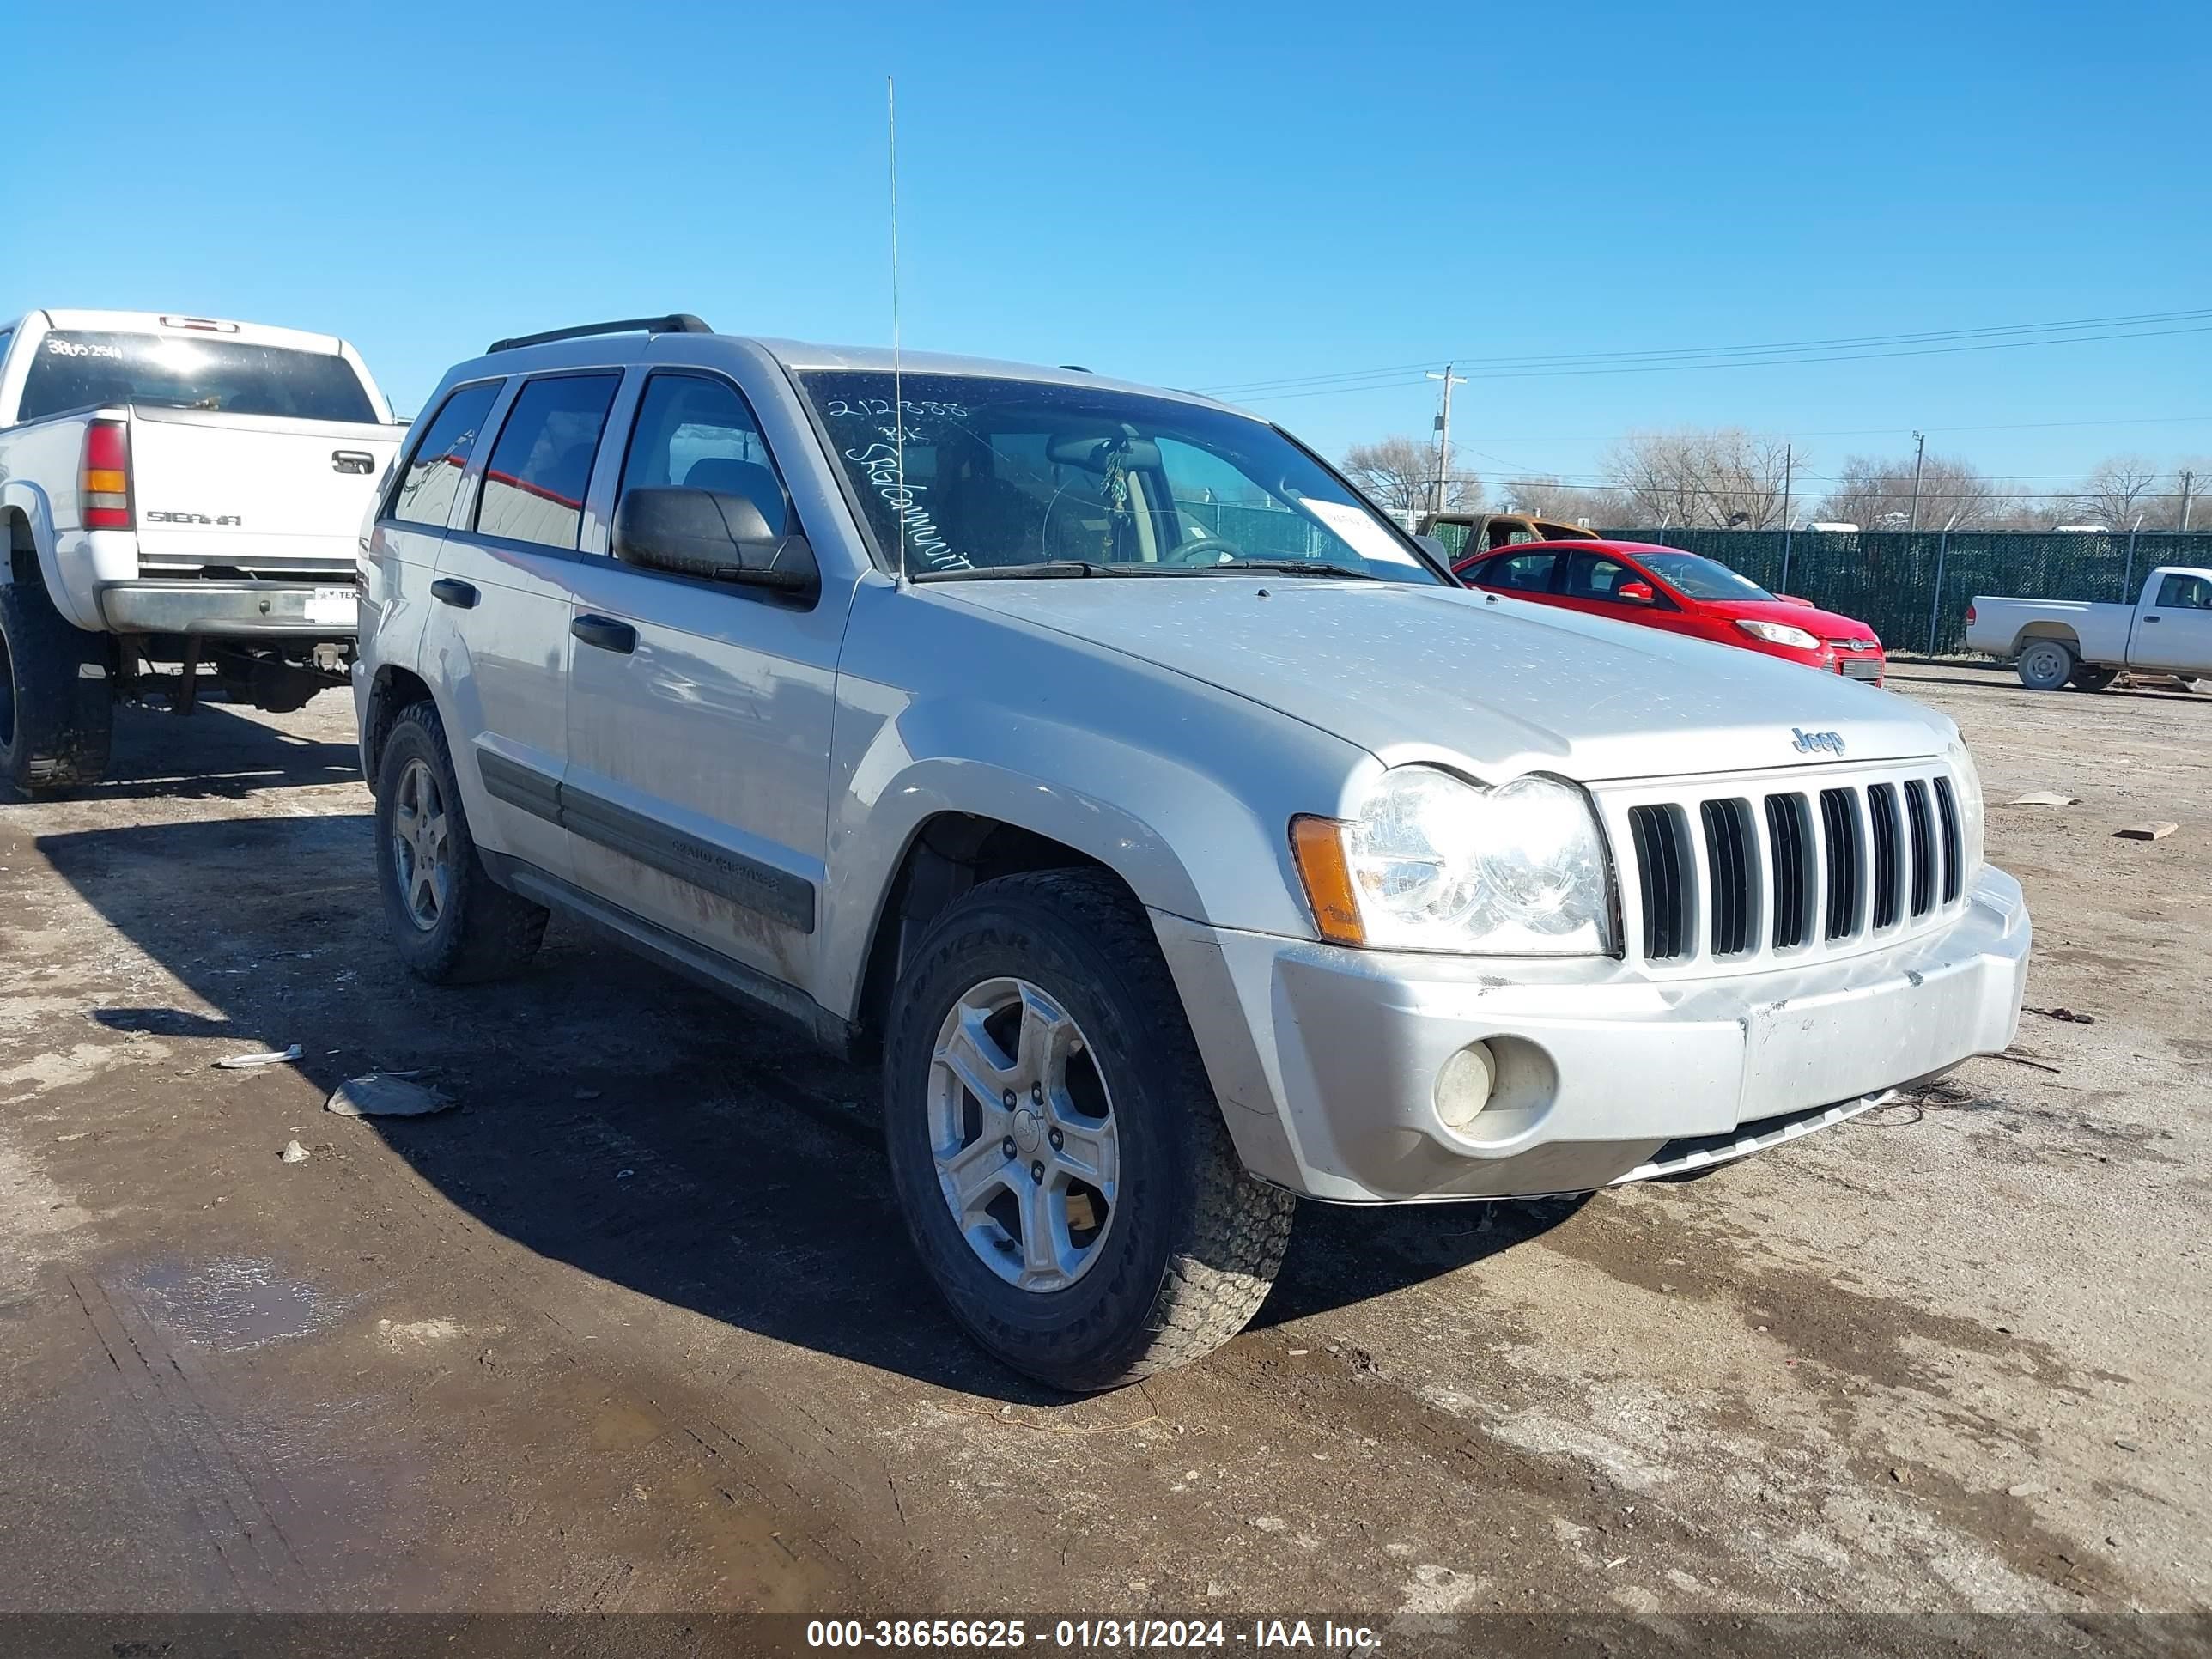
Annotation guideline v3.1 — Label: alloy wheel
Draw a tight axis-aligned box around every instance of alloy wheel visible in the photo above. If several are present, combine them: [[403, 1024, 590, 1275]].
[[927, 976, 1119, 1293], [392, 757, 453, 932]]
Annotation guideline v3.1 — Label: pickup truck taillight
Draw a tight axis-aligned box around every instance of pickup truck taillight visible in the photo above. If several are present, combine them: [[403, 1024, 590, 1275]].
[[81, 419, 133, 530], [1965, 603, 1977, 626]]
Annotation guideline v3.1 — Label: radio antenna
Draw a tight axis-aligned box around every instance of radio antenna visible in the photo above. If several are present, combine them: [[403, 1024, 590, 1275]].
[[888, 74, 906, 583]]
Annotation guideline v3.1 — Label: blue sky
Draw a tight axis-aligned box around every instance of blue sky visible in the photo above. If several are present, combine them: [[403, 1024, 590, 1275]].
[[9, 0, 2209, 505]]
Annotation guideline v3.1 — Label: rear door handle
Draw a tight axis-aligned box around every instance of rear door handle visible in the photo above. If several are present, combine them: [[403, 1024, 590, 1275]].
[[431, 578, 478, 609], [2143, 614, 2160, 623], [571, 614, 637, 654], [332, 449, 375, 475]]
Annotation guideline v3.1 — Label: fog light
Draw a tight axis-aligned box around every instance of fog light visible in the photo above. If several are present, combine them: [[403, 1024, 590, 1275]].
[[1434, 1042, 1497, 1133]]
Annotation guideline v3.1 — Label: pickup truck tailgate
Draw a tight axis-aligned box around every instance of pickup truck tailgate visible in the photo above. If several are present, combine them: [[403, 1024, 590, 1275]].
[[126, 404, 402, 575]]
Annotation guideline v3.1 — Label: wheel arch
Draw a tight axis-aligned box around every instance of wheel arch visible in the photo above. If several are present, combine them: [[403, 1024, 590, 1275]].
[[1, 486, 60, 593], [847, 811, 1128, 1054], [2013, 622, 2081, 655], [361, 662, 438, 794]]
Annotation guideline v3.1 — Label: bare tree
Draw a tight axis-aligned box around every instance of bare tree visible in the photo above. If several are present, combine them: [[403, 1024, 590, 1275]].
[[1602, 428, 1798, 528], [2073, 455, 2163, 530], [1819, 452, 2011, 530], [1340, 435, 1480, 515], [1496, 475, 1625, 526]]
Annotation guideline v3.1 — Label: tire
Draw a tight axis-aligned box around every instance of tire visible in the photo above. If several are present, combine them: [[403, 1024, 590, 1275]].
[[0, 580, 112, 795], [2015, 639, 2075, 692], [883, 869, 1296, 1391], [2069, 664, 2118, 692], [373, 700, 548, 983]]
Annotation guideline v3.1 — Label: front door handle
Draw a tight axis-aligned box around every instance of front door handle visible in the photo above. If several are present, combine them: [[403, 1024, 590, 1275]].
[[571, 614, 638, 654], [431, 578, 478, 609], [2143, 614, 2160, 623]]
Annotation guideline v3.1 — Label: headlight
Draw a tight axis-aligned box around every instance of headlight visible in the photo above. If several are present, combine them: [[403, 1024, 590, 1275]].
[[1291, 768, 1614, 954], [1736, 619, 1820, 649], [1943, 731, 1985, 880]]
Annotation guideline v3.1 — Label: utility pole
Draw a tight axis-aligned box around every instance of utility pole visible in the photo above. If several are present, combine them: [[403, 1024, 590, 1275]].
[[1906, 431, 1927, 532], [1778, 443, 1795, 593], [2181, 469, 2196, 532], [1426, 365, 1467, 518]]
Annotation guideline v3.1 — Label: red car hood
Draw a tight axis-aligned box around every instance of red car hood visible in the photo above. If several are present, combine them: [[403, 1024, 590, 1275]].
[[1704, 597, 1881, 644]]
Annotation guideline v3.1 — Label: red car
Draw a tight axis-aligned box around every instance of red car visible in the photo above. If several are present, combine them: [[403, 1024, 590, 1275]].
[[1452, 539, 1887, 684]]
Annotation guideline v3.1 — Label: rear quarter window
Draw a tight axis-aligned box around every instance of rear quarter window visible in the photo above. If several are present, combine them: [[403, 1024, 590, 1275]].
[[17, 331, 378, 424], [388, 380, 502, 529]]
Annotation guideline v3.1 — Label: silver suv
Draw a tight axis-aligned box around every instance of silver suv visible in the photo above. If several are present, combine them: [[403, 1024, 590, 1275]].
[[355, 316, 2030, 1390]]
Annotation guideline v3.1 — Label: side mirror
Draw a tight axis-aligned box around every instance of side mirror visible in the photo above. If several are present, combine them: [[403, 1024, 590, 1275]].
[[611, 486, 818, 601], [1617, 580, 1656, 604], [1778, 593, 1817, 608], [1413, 533, 1449, 562]]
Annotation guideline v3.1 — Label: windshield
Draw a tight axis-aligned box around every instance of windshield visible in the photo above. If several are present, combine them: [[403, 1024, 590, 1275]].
[[1638, 550, 1774, 602], [800, 370, 1444, 583], [18, 331, 380, 424]]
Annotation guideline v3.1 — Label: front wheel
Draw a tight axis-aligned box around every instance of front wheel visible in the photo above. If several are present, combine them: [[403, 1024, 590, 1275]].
[[2016, 639, 2075, 691], [883, 870, 1295, 1391]]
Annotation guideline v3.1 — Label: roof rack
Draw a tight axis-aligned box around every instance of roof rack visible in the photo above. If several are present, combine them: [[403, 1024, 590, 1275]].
[[487, 313, 714, 353]]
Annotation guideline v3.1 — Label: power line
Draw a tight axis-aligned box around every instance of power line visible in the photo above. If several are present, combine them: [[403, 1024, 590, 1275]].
[[1201, 307, 2212, 395], [1231, 324, 2212, 402], [1449, 412, 2212, 444]]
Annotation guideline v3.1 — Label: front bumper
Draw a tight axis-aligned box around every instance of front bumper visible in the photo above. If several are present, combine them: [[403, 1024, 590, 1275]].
[[97, 580, 359, 640], [1153, 865, 2029, 1203]]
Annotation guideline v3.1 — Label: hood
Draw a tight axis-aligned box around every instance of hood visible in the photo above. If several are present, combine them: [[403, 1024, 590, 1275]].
[[1708, 596, 1882, 643], [941, 577, 1944, 782]]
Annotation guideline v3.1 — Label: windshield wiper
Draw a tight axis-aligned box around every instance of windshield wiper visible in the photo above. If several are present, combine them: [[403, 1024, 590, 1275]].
[[911, 561, 1110, 582], [1195, 559, 1384, 580]]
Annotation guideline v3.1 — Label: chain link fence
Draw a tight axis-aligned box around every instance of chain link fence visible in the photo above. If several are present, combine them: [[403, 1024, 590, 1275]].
[[1147, 507, 2212, 655], [1599, 529, 2212, 655]]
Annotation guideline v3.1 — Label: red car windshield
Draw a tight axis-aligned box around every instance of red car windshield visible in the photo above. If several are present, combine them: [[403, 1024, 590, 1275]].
[[1638, 551, 1773, 602]]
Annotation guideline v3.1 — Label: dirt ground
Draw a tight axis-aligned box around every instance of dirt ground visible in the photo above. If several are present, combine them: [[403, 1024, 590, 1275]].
[[1, 664, 2206, 1642]]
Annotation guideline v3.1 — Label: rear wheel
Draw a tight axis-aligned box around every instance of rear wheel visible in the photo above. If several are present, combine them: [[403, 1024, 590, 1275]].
[[2016, 639, 2075, 691], [0, 580, 112, 796], [374, 701, 548, 983], [883, 869, 1295, 1391]]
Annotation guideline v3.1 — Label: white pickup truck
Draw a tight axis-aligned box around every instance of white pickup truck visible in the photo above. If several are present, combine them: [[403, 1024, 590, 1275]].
[[1966, 566, 2212, 691], [0, 308, 403, 793]]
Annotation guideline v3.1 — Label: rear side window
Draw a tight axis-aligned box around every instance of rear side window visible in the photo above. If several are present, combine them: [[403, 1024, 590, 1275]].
[[17, 330, 378, 424], [388, 380, 501, 528], [476, 374, 621, 550], [617, 373, 788, 533], [1473, 550, 1559, 592]]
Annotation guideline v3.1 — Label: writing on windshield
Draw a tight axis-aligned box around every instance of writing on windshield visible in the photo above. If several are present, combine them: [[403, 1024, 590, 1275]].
[[801, 370, 1441, 583]]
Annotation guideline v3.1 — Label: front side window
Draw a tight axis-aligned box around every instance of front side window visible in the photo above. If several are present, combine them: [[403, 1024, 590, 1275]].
[[17, 331, 379, 424], [475, 374, 621, 550], [1565, 553, 1666, 605], [388, 380, 500, 528], [618, 373, 788, 535], [799, 371, 1445, 583], [2156, 571, 2212, 610]]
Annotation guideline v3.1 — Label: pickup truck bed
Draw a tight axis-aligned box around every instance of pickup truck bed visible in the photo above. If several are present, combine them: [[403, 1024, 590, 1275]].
[[0, 308, 400, 791]]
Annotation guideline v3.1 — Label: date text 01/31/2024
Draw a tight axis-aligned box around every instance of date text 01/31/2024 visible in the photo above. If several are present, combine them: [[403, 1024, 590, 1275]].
[[805, 1619, 1382, 1653]]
